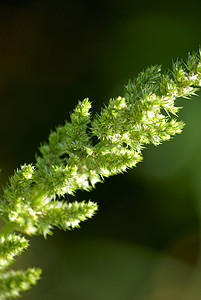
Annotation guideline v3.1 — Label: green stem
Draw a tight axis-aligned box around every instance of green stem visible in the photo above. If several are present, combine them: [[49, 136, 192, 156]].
[[0, 222, 17, 236], [30, 189, 47, 207]]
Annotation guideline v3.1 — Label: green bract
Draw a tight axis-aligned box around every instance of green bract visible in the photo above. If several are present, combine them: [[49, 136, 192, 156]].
[[0, 50, 201, 299]]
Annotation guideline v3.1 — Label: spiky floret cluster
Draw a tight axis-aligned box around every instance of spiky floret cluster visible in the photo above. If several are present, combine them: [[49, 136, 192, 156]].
[[0, 50, 201, 299], [0, 234, 41, 299]]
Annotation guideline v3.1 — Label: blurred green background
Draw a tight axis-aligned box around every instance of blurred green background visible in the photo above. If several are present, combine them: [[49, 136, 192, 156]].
[[1, 0, 201, 299]]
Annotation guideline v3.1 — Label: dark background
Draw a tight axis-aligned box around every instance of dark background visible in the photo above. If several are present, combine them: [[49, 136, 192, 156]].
[[1, 0, 201, 299]]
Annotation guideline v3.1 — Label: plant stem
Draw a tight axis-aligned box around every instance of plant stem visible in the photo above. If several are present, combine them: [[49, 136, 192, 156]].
[[0, 221, 17, 236]]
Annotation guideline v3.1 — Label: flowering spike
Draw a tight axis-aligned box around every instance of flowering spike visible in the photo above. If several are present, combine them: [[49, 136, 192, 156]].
[[1, 49, 201, 298]]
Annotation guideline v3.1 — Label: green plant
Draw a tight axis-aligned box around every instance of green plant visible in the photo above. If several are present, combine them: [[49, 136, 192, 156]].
[[1, 49, 201, 299]]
